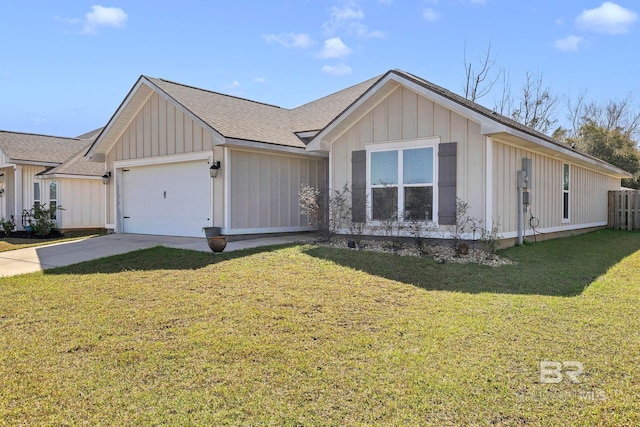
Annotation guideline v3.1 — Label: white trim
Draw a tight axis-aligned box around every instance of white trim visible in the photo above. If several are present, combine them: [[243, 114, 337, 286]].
[[38, 174, 102, 180], [113, 151, 211, 168], [106, 223, 115, 230], [14, 164, 22, 230], [86, 78, 152, 159], [562, 163, 570, 223], [501, 222, 607, 239], [144, 78, 225, 145], [223, 147, 231, 231], [333, 221, 608, 241], [485, 136, 493, 231], [113, 152, 214, 235], [295, 131, 319, 139], [6, 160, 59, 167], [365, 138, 440, 224], [223, 138, 328, 158], [222, 225, 316, 235], [309, 71, 628, 178]]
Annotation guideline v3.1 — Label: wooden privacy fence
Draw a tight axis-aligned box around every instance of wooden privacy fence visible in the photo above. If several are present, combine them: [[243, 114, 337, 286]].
[[609, 190, 640, 230]]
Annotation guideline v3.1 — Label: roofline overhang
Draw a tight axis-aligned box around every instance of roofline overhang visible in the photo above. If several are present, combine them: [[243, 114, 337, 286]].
[[2, 159, 60, 167], [308, 70, 631, 179], [487, 128, 632, 178], [85, 76, 147, 160], [223, 138, 328, 158], [37, 173, 103, 180]]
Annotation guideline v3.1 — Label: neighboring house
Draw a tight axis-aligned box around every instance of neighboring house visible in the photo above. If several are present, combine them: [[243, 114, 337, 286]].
[[0, 130, 105, 230], [84, 69, 629, 241]]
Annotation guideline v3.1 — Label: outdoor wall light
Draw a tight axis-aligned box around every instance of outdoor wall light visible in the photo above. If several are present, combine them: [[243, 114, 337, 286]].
[[209, 161, 221, 178], [102, 171, 112, 185]]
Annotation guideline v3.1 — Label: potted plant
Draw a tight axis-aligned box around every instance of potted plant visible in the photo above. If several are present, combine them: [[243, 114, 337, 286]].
[[203, 226, 227, 252]]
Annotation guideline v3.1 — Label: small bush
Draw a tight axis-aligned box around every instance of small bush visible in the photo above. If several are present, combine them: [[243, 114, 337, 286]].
[[0, 215, 16, 236]]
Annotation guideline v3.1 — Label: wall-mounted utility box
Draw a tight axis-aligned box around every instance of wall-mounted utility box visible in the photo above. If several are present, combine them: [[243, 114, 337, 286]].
[[522, 158, 532, 190]]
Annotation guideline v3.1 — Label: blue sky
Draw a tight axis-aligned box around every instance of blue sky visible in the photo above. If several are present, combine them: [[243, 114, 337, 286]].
[[1, 1, 639, 137]]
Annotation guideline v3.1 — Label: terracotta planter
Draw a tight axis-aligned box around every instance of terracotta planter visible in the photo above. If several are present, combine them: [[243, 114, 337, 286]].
[[207, 236, 227, 253]]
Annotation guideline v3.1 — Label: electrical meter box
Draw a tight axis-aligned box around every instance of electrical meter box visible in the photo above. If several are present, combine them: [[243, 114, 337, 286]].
[[522, 158, 532, 189]]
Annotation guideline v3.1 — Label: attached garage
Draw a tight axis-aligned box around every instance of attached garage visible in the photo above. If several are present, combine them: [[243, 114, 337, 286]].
[[119, 158, 212, 237]]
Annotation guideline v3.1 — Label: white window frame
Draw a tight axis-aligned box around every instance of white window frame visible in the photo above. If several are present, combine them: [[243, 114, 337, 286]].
[[49, 180, 58, 222], [33, 182, 41, 208], [365, 137, 440, 225], [562, 163, 570, 223]]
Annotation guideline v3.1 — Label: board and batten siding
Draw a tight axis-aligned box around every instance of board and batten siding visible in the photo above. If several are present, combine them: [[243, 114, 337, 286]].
[[331, 85, 486, 222], [105, 92, 216, 226], [56, 179, 105, 229], [492, 139, 620, 234], [0, 167, 12, 219], [21, 165, 47, 212], [229, 149, 326, 231], [108, 92, 214, 162]]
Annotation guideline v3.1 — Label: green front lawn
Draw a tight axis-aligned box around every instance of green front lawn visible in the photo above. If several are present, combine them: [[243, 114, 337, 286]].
[[0, 230, 106, 253], [0, 229, 639, 425]]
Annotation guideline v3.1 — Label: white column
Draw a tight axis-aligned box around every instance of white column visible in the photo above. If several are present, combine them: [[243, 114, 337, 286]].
[[14, 165, 23, 230], [485, 136, 493, 231]]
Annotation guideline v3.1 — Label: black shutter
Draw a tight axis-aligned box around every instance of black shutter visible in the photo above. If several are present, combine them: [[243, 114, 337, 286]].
[[438, 142, 457, 225], [351, 150, 367, 222]]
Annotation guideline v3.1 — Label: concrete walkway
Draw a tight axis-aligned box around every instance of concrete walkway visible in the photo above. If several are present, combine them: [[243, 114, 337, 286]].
[[0, 233, 311, 278]]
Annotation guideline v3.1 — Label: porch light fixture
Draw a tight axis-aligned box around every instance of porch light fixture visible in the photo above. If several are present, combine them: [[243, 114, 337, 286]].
[[209, 161, 221, 178], [102, 171, 112, 185]]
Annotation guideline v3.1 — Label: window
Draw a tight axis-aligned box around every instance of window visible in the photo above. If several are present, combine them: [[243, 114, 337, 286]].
[[562, 164, 569, 222], [33, 182, 41, 208], [369, 142, 436, 222], [49, 181, 57, 220]]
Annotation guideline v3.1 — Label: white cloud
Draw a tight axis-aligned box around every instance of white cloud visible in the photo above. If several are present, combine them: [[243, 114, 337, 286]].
[[320, 37, 353, 59], [322, 64, 353, 76], [423, 8, 440, 21], [323, 5, 385, 38], [262, 33, 314, 48], [576, 2, 638, 34], [255, 77, 267, 84], [82, 5, 128, 35], [554, 35, 584, 51]]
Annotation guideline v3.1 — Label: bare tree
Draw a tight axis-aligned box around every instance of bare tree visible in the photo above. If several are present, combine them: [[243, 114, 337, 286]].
[[494, 69, 512, 116], [510, 71, 558, 134], [463, 42, 501, 102], [565, 92, 640, 139]]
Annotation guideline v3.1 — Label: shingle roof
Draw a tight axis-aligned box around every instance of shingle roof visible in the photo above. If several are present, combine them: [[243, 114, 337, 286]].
[[145, 75, 381, 148], [390, 70, 630, 174], [0, 130, 90, 164], [41, 149, 104, 177]]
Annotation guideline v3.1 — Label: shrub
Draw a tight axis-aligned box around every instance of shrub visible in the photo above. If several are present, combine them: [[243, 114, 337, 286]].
[[0, 215, 15, 236], [29, 203, 62, 237]]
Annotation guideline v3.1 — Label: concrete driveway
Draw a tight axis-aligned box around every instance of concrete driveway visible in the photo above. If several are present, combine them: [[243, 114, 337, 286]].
[[0, 233, 310, 278]]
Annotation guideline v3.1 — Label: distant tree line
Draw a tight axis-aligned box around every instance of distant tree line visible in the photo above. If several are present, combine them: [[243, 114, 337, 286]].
[[463, 43, 640, 188]]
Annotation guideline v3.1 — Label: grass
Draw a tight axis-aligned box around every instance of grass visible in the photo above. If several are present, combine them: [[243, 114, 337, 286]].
[[0, 229, 638, 425], [0, 230, 106, 253]]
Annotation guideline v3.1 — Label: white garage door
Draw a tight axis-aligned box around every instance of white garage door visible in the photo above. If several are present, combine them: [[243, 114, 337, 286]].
[[121, 160, 211, 237]]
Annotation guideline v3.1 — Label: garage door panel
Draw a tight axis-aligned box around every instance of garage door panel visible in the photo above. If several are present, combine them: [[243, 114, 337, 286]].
[[122, 160, 211, 237]]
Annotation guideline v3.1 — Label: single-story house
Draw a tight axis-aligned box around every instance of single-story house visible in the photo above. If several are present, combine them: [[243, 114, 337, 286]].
[[0, 129, 105, 231], [84, 69, 629, 241]]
